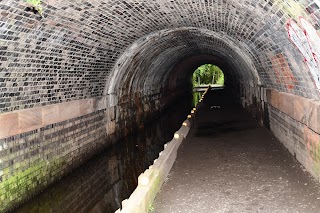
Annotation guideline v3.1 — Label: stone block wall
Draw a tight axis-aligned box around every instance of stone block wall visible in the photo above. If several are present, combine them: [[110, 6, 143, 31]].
[[267, 90, 320, 181], [7, 96, 191, 213], [0, 88, 188, 212], [15, 152, 120, 213], [0, 109, 108, 212], [239, 83, 320, 182]]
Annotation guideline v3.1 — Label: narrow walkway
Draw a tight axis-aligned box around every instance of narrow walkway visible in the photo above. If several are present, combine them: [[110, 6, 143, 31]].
[[153, 90, 320, 213]]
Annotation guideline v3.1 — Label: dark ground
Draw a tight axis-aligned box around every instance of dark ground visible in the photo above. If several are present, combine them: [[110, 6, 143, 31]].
[[153, 90, 320, 213]]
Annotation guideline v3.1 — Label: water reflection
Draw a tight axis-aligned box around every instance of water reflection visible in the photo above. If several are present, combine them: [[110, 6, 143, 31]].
[[193, 92, 203, 107], [12, 100, 191, 213]]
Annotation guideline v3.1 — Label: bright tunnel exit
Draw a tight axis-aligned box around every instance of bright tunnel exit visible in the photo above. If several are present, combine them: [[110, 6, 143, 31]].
[[192, 64, 225, 106], [192, 64, 225, 87]]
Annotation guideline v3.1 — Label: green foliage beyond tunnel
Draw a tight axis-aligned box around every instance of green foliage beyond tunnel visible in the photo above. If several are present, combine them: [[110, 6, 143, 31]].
[[192, 64, 224, 87]]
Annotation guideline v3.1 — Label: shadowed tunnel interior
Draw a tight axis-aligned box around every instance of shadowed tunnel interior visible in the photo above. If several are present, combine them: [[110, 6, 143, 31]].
[[105, 27, 258, 101], [1, 0, 320, 212]]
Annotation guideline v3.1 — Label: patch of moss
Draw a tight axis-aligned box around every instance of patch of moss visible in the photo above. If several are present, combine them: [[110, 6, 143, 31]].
[[0, 158, 66, 212]]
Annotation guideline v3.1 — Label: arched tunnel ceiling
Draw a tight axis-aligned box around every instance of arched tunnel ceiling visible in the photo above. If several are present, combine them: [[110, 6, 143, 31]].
[[105, 27, 260, 97], [1, 0, 320, 113]]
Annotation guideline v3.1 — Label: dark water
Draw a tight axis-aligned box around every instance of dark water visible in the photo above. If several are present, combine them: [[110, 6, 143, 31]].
[[12, 100, 191, 213]]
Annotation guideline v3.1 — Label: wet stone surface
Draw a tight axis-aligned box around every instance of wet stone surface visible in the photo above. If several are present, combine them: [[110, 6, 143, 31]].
[[153, 90, 320, 213]]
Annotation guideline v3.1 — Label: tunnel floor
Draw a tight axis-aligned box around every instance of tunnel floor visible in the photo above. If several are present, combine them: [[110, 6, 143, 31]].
[[153, 90, 320, 213]]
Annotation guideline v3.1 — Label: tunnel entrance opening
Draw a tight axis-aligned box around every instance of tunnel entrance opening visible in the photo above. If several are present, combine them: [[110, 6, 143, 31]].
[[192, 64, 225, 106], [192, 64, 225, 87]]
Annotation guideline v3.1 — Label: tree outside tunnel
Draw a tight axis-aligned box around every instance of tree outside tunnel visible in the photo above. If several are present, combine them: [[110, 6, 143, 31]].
[[192, 64, 224, 106], [192, 64, 224, 87]]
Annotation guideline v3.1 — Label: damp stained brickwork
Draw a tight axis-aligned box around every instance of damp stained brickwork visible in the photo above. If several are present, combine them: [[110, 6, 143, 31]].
[[0, 91, 190, 212], [105, 28, 257, 102], [9, 94, 191, 213], [0, 110, 108, 212], [0, 0, 320, 113]]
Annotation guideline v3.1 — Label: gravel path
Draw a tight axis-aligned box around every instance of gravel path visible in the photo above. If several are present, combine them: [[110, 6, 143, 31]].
[[153, 90, 320, 213]]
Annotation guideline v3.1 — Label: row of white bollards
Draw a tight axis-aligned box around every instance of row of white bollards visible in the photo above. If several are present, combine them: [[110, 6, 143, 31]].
[[115, 87, 210, 213]]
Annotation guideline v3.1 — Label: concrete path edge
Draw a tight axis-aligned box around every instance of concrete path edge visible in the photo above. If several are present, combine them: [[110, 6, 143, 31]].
[[114, 88, 209, 213]]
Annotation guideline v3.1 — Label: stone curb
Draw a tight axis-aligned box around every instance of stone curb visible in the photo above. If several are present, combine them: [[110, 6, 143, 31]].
[[115, 119, 191, 213], [115, 87, 210, 213]]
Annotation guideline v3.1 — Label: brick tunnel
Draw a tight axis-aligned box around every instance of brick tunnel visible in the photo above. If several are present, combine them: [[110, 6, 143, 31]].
[[1, 0, 320, 212]]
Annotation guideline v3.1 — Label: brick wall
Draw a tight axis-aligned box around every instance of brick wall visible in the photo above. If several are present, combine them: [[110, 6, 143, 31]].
[[239, 84, 320, 182], [7, 95, 191, 213], [0, 110, 107, 212], [266, 90, 320, 182], [1, 1, 319, 114], [0, 87, 190, 212], [1, 0, 320, 212], [269, 105, 320, 180]]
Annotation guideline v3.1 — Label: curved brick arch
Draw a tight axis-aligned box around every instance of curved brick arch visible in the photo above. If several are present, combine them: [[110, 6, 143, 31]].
[[1, 0, 319, 114], [105, 27, 260, 100]]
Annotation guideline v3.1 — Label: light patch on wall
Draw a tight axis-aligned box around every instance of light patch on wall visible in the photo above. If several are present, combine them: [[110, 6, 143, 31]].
[[282, 0, 306, 20], [300, 17, 320, 61], [270, 53, 295, 90], [304, 126, 320, 176], [286, 18, 320, 93]]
